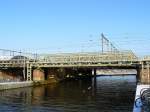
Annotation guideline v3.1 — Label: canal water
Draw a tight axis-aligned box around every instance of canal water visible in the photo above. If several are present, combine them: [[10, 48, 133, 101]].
[[0, 75, 136, 112]]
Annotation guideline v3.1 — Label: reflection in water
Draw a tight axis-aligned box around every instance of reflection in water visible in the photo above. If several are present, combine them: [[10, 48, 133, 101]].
[[0, 75, 136, 112]]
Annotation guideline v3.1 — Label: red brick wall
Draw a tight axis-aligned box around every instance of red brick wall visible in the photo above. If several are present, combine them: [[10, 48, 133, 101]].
[[0, 70, 22, 81], [33, 69, 45, 81]]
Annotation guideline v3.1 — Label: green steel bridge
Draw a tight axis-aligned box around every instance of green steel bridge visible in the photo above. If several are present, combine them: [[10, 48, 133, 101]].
[[0, 34, 149, 82]]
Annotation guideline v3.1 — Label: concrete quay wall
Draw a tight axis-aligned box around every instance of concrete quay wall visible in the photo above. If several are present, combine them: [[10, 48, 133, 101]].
[[0, 81, 33, 90]]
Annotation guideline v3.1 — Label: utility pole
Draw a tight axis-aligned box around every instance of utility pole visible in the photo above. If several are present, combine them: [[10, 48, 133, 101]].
[[101, 33, 104, 53], [101, 33, 119, 53]]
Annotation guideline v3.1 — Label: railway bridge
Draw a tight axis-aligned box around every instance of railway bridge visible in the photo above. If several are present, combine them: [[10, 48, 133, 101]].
[[0, 34, 149, 84]]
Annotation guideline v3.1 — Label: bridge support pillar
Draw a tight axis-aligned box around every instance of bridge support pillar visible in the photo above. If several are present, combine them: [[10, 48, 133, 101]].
[[27, 64, 32, 81], [140, 62, 150, 84], [92, 68, 96, 76], [33, 68, 45, 81]]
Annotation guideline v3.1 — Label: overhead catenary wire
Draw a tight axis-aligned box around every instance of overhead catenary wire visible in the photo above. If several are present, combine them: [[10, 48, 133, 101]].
[[13, 33, 150, 57]]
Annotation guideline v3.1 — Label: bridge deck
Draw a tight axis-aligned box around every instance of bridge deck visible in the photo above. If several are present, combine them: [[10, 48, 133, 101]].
[[0, 51, 139, 68]]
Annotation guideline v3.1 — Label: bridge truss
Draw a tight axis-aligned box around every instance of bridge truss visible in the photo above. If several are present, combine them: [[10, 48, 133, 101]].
[[0, 34, 141, 81], [0, 34, 139, 67]]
